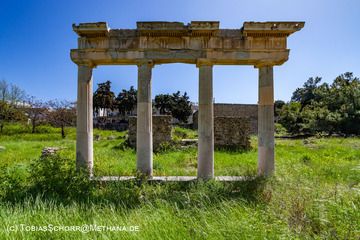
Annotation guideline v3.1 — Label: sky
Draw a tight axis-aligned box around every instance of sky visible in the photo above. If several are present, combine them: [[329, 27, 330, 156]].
[[0, 0, 359, 104]]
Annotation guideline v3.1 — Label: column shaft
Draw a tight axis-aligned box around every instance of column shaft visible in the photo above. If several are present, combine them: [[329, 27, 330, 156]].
[[136, 62, 153, 176], [258, 66, 275, 176], [76, 65, 93, 175], [197, 65, 214, 179]]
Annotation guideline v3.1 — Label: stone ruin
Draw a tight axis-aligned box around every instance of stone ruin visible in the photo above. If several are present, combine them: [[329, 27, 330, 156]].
[[214, 117, 251, 150], [193, 104, 258, 134], [71, 21, 304, 178], [128, 115, 172, 150]]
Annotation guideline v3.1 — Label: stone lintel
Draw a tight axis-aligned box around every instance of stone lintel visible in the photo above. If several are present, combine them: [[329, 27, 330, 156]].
[[70, 49, 289, 66]]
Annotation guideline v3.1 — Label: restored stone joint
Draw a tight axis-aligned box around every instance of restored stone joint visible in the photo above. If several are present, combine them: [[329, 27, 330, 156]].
[[197, 64, 214, 179], [257, 65, 275, 176], [76, 64, 94, 176], [136, 62, 153, 176]]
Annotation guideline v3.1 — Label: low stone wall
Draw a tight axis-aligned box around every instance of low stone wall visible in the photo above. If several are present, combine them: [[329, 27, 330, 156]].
[[193, 104, 258, 134], [128, 115, 172, 150], [94, 117, 128, 131], [214, 116, 251, 150]]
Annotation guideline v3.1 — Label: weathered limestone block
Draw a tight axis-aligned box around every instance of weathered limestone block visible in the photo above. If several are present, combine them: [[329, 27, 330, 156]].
[[128, 115, 172, 150], [193, 103, 258, 134], [214, 117, 251, 150], [41, 147, 61, 157]]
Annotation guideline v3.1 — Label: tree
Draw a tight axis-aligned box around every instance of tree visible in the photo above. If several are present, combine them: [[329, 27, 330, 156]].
[[0, 79, 9, 102], [279, 72, 360, 136], [154, 94, 172, 115], [47, 100, 76, 138], [274, 100, 285, 119], [0, 79, 26, 104], [154, 91, 193, 123], [170, 91, 192, 123], [23, 97, 47, 133], [9, 84, 26, 105], [291, 77, 322, 110], [116, 86, 137, 115], [0, 79, 26, 132], [329, 72, 360, 135], [93, 81, 116, 116], [0, 101, 26, 133], [278, 102, 302, 135]]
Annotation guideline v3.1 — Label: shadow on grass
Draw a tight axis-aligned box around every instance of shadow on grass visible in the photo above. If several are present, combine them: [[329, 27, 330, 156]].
[[0, 155, 269, 210]]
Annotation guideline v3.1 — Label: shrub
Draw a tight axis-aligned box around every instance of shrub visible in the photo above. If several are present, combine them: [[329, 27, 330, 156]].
[[28, 155, 94, 202], [0, 164, 28, 201]]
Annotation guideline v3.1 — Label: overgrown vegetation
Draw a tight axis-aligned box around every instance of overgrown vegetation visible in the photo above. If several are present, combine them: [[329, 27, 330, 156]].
[[0, 125, 359, 239], [277, 72, 360, 136]]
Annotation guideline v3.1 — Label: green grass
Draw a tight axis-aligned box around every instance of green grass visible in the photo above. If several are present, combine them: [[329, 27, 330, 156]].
[[0, 124, 359, 239]]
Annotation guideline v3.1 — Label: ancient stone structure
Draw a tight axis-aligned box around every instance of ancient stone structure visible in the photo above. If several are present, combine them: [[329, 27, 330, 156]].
[[128, 115, 172, 150], [71, 21, 304, 179], [193, 103, 258, 134], [94, 117, 128, 131], [214, 117, 251, 150]]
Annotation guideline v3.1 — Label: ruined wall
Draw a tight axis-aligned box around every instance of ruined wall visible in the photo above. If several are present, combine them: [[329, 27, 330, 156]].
[[128, 115, 172, 150], [193, 103, 258, 134], [214, 117, 251, 150], [94, 117, 128, 131]]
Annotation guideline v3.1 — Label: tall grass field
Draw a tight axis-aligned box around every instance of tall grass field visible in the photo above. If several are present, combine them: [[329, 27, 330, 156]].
[[0, 124, 359, 239]]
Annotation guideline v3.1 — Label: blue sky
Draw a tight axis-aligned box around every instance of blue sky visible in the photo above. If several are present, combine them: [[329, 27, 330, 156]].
[[0, 0, 359, 104]]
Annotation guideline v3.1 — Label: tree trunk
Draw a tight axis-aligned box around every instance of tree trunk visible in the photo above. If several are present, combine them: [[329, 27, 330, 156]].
[[32, 121, 36, 133], [61, 126, 65, 139], [0, 124, 3, 133]]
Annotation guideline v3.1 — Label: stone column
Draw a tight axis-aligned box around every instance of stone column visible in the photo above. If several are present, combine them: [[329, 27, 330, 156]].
[[136, 61, 153, 176], [76, 64, 93, 176], [258, 66, 275, 176], [197, 63, 214, 179]]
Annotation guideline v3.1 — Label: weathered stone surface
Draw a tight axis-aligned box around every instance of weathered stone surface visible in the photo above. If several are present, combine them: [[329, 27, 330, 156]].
[[197, 64, 214, 179], [72, 20, 304, 177], [214, 117, 251, 150], [193, 103, 258, 134], [71, 21, 304, 66], [128, 115, 172, 150], [94, 117, 128, 131], [41, 147, 61, 157]]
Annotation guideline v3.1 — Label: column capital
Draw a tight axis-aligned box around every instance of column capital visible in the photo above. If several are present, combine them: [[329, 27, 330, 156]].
[[196, 58, 214, 68], [254, 62, 275, 68], [136, 59, 154, 68], [77, 61, 97, 68]]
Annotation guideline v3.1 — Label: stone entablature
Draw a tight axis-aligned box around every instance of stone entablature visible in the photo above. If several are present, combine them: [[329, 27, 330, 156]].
[[71, 21, 304, 66]]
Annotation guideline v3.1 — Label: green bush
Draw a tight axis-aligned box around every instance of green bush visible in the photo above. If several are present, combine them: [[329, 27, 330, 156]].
[[173, 126, 197, 140], [0, 164, 28, 201], [28, 155, 94, 202]]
